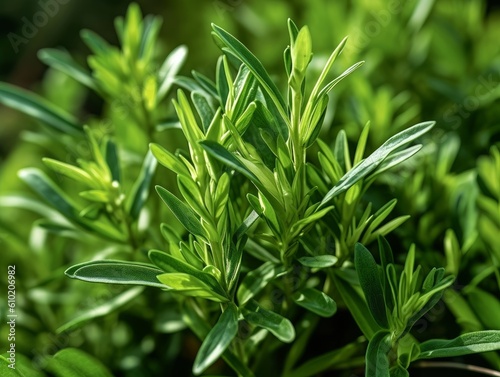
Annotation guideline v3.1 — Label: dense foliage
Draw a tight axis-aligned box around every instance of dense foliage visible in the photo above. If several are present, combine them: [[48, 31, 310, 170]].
[[1, 2, 500, 376]]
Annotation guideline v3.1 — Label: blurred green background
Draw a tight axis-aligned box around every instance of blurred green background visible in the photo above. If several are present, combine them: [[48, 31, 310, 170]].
[[2, 0, 500, 169], [1, 1, 500, 376]]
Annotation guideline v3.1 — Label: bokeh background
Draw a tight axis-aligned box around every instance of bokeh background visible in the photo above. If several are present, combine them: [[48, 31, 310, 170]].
[[1, 1, 500, 376]]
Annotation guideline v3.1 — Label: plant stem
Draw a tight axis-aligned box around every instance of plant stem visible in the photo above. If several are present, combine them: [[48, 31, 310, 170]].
[[413, 361, 500, 376], [290, 88, 305, 200]]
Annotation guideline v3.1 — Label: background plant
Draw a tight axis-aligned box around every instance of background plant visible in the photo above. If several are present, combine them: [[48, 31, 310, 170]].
[[1, 1, 500, 377]]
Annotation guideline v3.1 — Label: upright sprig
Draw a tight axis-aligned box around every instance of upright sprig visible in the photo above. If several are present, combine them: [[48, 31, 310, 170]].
[[209, 20, 365, 267], [351, 238, 500, 376]]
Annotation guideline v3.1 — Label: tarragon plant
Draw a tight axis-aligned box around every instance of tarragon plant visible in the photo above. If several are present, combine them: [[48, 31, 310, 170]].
[[1, 4, 499, 377]]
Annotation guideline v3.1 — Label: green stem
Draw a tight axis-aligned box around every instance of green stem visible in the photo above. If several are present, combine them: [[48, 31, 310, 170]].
[[413, 361, 500, 376], [210, 239, 228, 292], [290, 88, 305, 198]]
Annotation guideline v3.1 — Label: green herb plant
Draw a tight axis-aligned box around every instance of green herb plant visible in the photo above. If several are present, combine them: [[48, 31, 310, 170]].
[[1, 4, 500, 377]]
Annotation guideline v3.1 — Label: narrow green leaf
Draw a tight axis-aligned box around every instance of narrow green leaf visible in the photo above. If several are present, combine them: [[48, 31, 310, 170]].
[[291, 26, 312, 75], [0, 355, 24, 377], [333, 130, 348, 173], [155, 119, 182, 132], [45, 348, 113, 377], [18, 168, 79, 220], [1, 353, 44, 377], [232, 65, 258, 121], [38, 48, 97, 90], [321, 121, 435, 207], [365, 330, 392, 377], [155, 185, 205, 237], [42, 158, 94, 187], [211, 24, 289, 125], [287, 18, 300, 44], [304, 94, 328, 147], [403, 290, 446, 339], [226, 241, 243, 292], [238, 261, 285, 305], [354, 243, 389, 328], [157, 45, 188, 100], [367, 216, 411, 243], [378, 237, 395, 312], [200, 141, 259, 183], [466, 288, 500, 329], [332, 271, 381, 339], [192, 91, 216, 132], [148, 249, 227, 299], [290, 206, 334, 236], [183, 301, 256, 377], [286, 342, 361, 377], [201, 141, 282, 206], [243, 300, 295, 343], [80, 29, 111, 55], [443, 290, 483, 333], [139, 14, 162, 60], [150, 143, 190, 176], [307, 35, 348, 103], [105, 139, 121, 183], [362, 203, 398, 245], [378, 236, 394, 268], [65, 260, 166, 288], [235, 102, 257, 135], [418, 331, 500, 359], [57, 287, 143, 333], [354, 122, 370, 166], [283, 45, 292, 80], [316, 61, 364, 98], [297, 255, 338, 268], [127, 151, 157, 219], [390, 365, 409, 377], [79, 190, 109, 203], [193, 303, 239, 375], [234, 211, 260, 241], [397, 336, 420, 369], [173, 89, 205, 151], [216, 56, 231, 107], [178, 175, 210, 220], [192, 70, 219, 98], [371, 145, 422, 178], [292, 288, 336, 317], [0, 82, 82, 135], [157, 273, 227, 302], [0, 195, 70, 229]]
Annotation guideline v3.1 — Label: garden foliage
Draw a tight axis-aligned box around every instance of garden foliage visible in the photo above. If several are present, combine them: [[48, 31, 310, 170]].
[[1, 2, 500, 376]]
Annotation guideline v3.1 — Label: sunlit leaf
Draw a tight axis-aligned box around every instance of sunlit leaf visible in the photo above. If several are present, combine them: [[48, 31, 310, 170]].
[[38, 48, 97, 91], [157, 273, 228, 302], [243, 300, 295, 343], [292, 288, 336, 317], [297, 255, 338, 268], [57, 287, 144, 333], [127, 151, 157, 219], [0, 82, 82, 135], [237, 261, 285, 305], [155, 185, 205, 237], [193, 303, 239, 375], [211, 24, 288, 125], [45, 348, 113, 377], [158, 45, 188, 100], [65, 260, 166, 288], [332, 270, 382, 340], [354, 243, 388, 328], [321, 121, 435, 207], [418, 331, 500, 359], [149, 249, 227, 300], [365, 330, 392, 377]]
